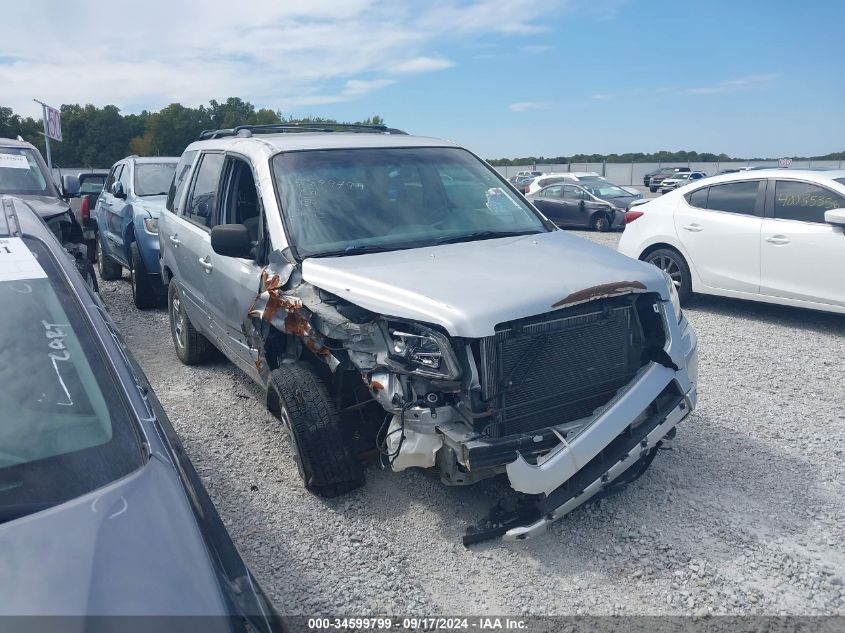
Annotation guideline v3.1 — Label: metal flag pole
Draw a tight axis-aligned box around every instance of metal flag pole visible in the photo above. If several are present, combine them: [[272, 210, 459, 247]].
[[33, 98, 53, 171]]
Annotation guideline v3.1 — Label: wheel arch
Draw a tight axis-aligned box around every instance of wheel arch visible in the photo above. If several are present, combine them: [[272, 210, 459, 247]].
[[637, 241, 702, 293]]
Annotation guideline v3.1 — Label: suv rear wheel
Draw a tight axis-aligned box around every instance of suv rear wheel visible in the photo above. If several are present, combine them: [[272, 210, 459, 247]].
[[97, 238, 123, 280], [168, 281, 213, 364], [267, 363, 364, 498]]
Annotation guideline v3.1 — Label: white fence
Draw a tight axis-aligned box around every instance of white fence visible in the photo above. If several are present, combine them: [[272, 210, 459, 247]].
[[493, 160, 845, 186]]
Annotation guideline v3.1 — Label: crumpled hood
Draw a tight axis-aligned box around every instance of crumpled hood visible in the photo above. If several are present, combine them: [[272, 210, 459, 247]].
[[0, 459, 227, 616], [302, 230, 668, 337], [12, 194, 71, 220], [134, 194, 167, 218]]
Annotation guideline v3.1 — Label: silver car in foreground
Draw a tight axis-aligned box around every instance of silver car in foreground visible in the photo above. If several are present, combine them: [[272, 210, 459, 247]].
[[159, 124, 698, 544]]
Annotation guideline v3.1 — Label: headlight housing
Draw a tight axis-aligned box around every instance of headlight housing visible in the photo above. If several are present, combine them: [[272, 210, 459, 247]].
[[384, 321, 461, 380], [143, 217, 159, 233], [664, 271, 683, 322]]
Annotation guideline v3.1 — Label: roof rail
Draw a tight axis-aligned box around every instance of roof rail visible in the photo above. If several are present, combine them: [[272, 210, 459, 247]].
[[197, 122, 408, 140], [1, 196, 23, 237]]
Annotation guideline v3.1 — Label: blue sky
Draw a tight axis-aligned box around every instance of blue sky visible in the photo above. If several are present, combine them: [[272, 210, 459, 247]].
[[2, 0, 843, 158]]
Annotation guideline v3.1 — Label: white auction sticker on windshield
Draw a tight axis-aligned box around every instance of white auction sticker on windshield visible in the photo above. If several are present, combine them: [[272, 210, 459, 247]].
[[0, 153, 31, 170], [0, 237, 48, 281]]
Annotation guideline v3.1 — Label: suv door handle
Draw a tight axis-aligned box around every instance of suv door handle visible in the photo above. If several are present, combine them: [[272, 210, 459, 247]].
[[682, 223, 703, 232], [765, 235, 790, 245], [169, 234, 180, 247], [198, 256, 213, 273]]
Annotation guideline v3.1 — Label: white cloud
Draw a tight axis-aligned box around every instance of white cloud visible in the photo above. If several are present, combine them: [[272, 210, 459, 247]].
[[686, 73, 781, 95], [508, 101, 549, 112], [0, 0, 567, 116], [521, 44, 552, 54]]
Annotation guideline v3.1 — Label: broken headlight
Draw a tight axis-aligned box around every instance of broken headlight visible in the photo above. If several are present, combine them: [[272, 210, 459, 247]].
[[385, 321, 461, 380], [664, 271, 683, 322]]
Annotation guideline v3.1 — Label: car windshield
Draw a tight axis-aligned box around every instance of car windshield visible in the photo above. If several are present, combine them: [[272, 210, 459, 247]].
[[78, 174, 106, 194], [135, 162, 177, 196], [0, 147, 53, 196], [0, 237, 145, 524], [582, 183, 630, 198], [273, 147, 548, 258]]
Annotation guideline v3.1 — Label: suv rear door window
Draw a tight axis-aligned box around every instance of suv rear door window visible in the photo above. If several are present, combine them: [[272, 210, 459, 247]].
[[705, 181, 760, 215], [185, 153, 224, 229], [0, 237, 145, 523], [773, 180, 845, 224]]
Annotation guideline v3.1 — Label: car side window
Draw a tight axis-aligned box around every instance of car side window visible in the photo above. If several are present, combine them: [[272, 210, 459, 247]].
[[562, 186, 584, 200], [185, 153, 224, 230], [773, 180, 845, 224], [220, 156, 261, 244], [118, 163, 132, 194], [705, 181, 760, 216], [686, 187, 708, 208], [542, 185, 562, 199], [167, 150, 198, 213], [105, 165, 121, 192]]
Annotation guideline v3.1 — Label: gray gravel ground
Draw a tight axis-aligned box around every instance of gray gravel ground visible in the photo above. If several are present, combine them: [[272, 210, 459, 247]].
[[97, 230, 845, 616]]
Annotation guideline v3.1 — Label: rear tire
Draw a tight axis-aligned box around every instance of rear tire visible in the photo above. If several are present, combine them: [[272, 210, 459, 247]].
[[643, 247, 693, 303], [130, 242, 160, 309], [267, 363, 364, 498], [168, 281, 213, 364], [97, 238, 123, 281], [649, 186, 658, 193]]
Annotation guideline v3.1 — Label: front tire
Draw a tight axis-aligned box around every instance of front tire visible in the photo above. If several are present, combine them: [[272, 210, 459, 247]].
[[649, 186, 658, 193], [97, 238, 123, 281], [591, 213, 611, 232], [130, 242, 161, 309], [644, 247, 693, 303], [267, 363, 364, 498], [168, 281, 213, 364]]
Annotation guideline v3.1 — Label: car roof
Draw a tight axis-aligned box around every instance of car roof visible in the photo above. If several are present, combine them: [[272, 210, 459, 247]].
[[121, 156, 180, 164], [185, 132, 460, 156], [659, 169, 845, 196], [0, 137, 37, 150]]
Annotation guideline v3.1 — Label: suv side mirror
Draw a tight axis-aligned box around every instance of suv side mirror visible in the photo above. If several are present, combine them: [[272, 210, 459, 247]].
[[824, 208, 845, 228], [111, 181, 126, 199], [211, 224, 252, 258], [62, 174, 80, 198]]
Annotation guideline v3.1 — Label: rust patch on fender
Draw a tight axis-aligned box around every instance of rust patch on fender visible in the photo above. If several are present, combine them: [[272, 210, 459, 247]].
[[552, 280, 647, 309]]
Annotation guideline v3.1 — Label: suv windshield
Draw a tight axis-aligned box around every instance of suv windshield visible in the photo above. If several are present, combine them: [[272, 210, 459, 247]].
[[273, 147, 548, 258], [135, 163, 177, 197], [0, 147, 54, 196], [0, 237, 145, 524]]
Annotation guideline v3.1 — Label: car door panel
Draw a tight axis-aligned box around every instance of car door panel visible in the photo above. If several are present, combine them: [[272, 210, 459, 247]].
[[673, 180, 764, 293], [760, 179, 845, 307]]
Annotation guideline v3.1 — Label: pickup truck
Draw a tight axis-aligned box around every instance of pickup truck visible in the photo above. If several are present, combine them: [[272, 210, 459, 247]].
[[63, 170, 108, 262]]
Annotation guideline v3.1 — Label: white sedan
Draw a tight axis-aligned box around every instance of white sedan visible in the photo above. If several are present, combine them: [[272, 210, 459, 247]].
[[618, 169, 845, 313]]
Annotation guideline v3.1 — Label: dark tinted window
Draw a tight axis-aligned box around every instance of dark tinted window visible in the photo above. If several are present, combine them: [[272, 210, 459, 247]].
[[773, 180, 845, 224], [135, 163, 177, 197], [185, 153, 224, 229], [167, 150, 198, 213], [686, 187, 708, 208], [706, 181, 760, 215], [118, 163, 132, 193], [0, 237, 145, 523], [104, 165, 121, 191]]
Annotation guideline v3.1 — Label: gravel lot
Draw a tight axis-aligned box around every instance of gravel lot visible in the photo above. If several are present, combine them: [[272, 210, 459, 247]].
[[98, 230, 845, 616]]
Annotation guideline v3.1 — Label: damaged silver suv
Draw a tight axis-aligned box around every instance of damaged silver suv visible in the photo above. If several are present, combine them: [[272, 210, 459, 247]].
[[159, 124, 698, 543]]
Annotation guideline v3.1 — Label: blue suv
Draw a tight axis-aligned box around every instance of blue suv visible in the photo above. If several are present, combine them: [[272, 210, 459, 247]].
[[95, 156, 178, 308]]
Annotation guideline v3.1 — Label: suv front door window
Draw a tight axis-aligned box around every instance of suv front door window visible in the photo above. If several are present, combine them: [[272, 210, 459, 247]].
[[760, 179, 845, 306]]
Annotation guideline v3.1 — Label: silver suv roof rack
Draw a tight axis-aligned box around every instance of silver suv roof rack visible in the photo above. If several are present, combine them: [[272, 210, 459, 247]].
[[197, 122, 408, 140]]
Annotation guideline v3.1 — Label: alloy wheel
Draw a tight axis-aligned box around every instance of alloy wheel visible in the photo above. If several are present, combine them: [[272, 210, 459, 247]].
[[650, 254, 683, 289]]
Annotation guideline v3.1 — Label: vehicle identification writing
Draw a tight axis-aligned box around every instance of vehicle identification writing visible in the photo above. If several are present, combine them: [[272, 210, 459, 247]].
[[0, 237, 48, 282], [0, 153, 31, 170]]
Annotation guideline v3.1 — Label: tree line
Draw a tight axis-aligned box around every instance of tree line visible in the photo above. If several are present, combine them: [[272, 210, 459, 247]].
[[1, 99, 842, 167], [0, 98, 384, 168]]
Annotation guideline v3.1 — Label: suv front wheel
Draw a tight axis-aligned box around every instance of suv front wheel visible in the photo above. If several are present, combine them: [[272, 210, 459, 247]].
[[267, 363, 364, 498]]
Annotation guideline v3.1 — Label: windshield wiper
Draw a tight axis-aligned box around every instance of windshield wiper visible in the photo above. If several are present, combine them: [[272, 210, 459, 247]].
[[434, 229, 542, 246], [309, 244, 411, 258]]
